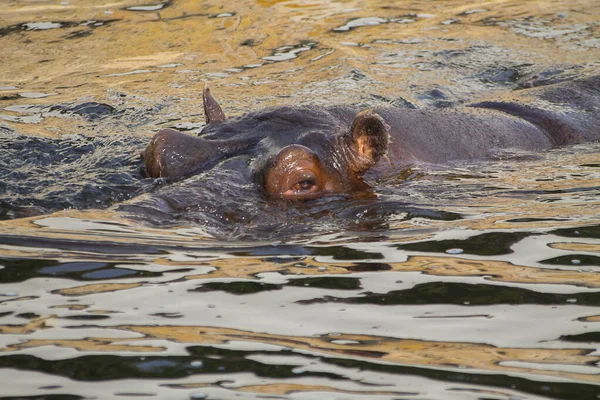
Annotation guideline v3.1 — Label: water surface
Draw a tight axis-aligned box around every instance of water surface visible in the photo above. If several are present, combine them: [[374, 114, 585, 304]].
[[1, 0, 600, 399]]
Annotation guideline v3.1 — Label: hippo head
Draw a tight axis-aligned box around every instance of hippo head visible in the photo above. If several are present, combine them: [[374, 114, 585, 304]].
[[257, 109, 390, 201], [142, 87, 391, 201]]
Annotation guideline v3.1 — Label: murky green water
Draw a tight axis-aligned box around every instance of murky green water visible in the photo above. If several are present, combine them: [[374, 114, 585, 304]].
[[1, 0, 600, 399]]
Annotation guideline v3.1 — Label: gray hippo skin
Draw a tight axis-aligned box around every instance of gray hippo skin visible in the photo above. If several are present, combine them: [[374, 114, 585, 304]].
[[141, 76, 600, 201]]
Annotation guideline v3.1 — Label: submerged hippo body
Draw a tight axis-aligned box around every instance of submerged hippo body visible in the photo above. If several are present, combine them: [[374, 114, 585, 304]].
[[142, 76, 600, 201]]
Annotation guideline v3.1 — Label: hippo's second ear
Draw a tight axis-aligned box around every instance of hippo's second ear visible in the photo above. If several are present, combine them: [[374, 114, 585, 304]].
[[345, 110, 390, 173], [203, 85, 226, 124]]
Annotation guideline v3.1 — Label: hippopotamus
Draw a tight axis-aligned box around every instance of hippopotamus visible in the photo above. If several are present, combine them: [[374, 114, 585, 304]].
[[141, 76, 600, 201]]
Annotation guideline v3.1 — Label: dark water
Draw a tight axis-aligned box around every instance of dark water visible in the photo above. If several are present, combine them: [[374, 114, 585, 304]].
[[1, 0, 600, 399]]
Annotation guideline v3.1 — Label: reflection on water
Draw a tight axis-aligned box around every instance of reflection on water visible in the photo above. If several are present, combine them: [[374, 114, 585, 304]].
[[1, 0, 600, 399]]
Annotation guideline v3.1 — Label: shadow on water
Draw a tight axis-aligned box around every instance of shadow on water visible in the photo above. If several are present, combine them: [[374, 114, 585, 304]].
[[297, 281, 600, 306], [0, 128, 150, 220], [0, 258, 162, 283], [0, 348, 598, 400]]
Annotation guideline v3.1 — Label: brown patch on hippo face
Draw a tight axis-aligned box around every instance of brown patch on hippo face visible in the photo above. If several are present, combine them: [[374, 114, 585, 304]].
[[264, 144, 353, 201]]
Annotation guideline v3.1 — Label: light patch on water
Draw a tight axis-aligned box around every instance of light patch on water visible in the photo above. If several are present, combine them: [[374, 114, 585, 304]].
[[126, 4, 167, 12], [33, 217, 135, 233], [462, 9, 488, 15], [205, 72, 230, 78], [310, 49, 335, 62], [263, 45, 314, 62], [156, 63, 183, 68], [333, 17, 389, 32], [580, 38, 600, 48], [441, 18, 460, 25], [334, 14, 422, 31], [19, 92, 57, 99], [499, 361, 600, 375], [23, 22, 62, 30], [0, 113, 43, 124], [3, 104, 46, 113], [103, 69, 160, 77]]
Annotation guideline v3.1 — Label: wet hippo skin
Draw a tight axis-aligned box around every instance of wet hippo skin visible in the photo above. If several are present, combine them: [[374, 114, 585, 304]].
[[141, 76, 600, 201]]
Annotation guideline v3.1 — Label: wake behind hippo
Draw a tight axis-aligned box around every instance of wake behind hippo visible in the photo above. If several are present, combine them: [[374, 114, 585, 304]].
[[142, 76, 600, 201]]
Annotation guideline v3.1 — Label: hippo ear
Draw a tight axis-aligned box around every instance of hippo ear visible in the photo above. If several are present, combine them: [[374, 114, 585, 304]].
[[203, 85, 226, 124], [345, 110, 390, 173]]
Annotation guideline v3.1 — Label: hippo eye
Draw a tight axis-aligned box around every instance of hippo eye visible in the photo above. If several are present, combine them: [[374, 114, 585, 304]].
[[297, 179, 315, 191], [282, 172, 319, 199]]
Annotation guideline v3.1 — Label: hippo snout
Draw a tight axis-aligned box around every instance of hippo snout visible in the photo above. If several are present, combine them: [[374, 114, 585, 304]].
[[142, 129, 236, 179]]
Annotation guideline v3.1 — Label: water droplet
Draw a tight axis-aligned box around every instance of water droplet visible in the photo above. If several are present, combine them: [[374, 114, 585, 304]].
[[4, 292, 18, 297], [190, 393, 207, 399], [572, 259, 581, 264], [190, 360, 204, 368], [566, 298, 577, 303]]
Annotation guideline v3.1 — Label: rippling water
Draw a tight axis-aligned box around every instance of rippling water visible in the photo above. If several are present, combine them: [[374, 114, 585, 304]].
[[1, 0, 600, 399]]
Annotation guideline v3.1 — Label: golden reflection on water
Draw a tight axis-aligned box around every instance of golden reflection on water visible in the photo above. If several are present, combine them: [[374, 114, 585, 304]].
[[1, 0, 599, 136], [4, 323, 599, 384]]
